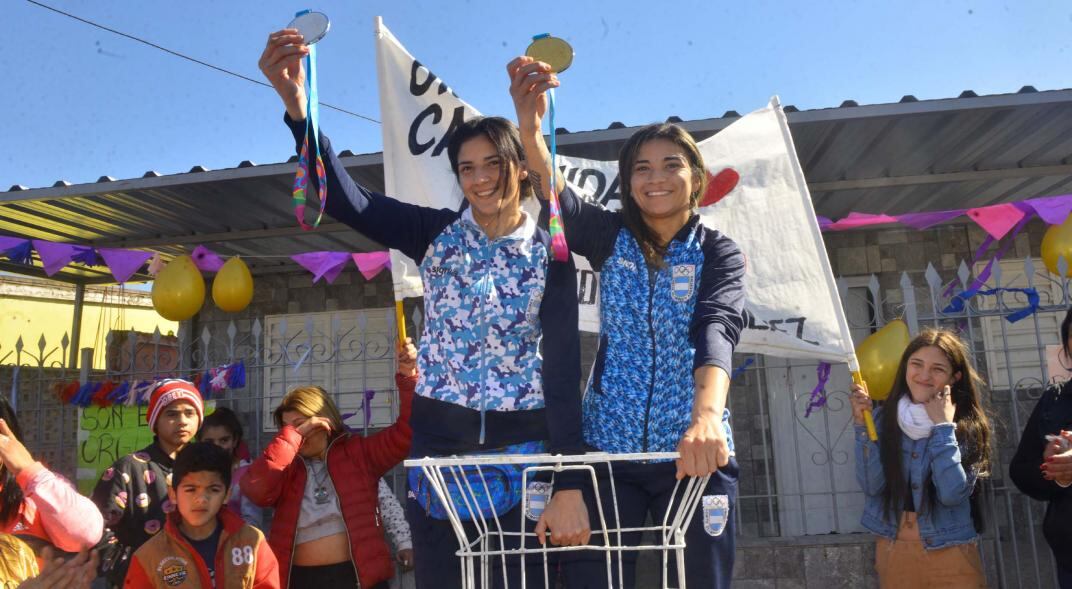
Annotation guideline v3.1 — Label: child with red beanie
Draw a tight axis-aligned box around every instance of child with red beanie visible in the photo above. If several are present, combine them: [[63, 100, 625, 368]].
[[93, 379, 205, 588]]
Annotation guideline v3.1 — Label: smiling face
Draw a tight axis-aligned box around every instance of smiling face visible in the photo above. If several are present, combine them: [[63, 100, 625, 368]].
[[628, 138, 697, 224], [904, 345, 961, 403], [455, 134, 526, 227]]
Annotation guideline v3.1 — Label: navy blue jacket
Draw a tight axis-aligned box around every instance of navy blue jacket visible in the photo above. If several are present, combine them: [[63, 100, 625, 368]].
[[549, 186, 746, 454], [286, 114, 584, 459]]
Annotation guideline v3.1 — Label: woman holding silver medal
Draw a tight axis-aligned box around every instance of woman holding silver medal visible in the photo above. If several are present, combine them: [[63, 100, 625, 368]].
[[253, 11, 590, 589]]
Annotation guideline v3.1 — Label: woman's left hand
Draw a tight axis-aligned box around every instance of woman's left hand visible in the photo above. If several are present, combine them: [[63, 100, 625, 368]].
[[0, 418, 35, 476], [924, 385, 955, 424], [676, 415, 730, 479]]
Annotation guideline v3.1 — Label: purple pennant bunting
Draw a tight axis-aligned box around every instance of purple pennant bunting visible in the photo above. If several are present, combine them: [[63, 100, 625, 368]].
[[98, 248, 153, 283], [71, 246, 98, 266], [3, 241, 32, 265], [0, 236, 29, 252], [32, 240, 79, 276], [1024, 194, 1072, 225], [291, 251, 351, 284], [895, 210, 966, 230], [190, 245, 226, 273]]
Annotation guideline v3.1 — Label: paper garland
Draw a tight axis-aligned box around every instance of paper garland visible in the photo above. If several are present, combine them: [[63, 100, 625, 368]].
[[0, 237, 393, 285]]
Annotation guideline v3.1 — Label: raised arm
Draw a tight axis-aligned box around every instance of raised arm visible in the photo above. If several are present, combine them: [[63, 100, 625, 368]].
[[507, 56, 620, 266], [361, 340, 417, 479], [241, 427, 301, 508], [260, 29, 455, 262]]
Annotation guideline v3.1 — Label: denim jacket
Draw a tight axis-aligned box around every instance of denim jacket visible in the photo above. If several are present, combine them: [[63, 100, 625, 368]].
[[854, 408, 979, 549]]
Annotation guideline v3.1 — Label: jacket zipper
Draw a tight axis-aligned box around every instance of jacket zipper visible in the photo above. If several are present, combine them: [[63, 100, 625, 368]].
[[322, 441, 363, 587], [641, 265, 658, 453], [477, 238, 495, 445]]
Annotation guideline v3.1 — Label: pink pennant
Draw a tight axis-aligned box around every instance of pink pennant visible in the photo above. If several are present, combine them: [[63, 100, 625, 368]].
[[291, 251, 351, 284], [98, 248, 153, 283], [825, 212, 898, 231], [190, 245, 225, 272], [32, 240, 79, 276], [966, 203, 1027, 240], [352, 252, 391, 281], [1024, 195, 1072, 226], [147, 253, 165, 276]]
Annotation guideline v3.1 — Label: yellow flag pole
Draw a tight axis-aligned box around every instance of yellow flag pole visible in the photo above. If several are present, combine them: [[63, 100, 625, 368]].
[[395, 300, 407, 343], [851, 370, 878, 442]]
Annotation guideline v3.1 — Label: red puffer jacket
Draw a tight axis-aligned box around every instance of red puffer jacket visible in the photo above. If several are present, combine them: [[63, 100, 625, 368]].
[[241, 373, 414, 589]]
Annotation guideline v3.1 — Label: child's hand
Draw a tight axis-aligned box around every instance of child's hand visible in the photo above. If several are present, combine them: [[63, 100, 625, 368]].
[[0, 418, 35, 476], [397, 337, 417, 377], [396, 548, 414, 571]]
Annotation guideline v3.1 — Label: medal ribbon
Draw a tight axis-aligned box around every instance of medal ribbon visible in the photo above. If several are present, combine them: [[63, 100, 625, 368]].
[[292, 11, 326, 230]]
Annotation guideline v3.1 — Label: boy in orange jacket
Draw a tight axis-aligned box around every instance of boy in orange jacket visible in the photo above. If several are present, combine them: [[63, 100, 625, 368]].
[[124, 442, 279, 588]]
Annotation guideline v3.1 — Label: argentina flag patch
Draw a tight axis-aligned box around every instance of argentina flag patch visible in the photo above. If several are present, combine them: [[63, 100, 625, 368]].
[[525, 481, 554, 521], [702, 494, 730, 536], [671, 264, 696, 301]]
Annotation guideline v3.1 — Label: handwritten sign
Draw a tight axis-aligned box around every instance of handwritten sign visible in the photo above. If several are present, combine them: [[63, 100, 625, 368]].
[[76, 402, 215, 494]]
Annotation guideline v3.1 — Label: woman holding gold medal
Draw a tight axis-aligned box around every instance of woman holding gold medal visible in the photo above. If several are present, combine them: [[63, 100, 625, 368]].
[[508, 37, 746, 588]]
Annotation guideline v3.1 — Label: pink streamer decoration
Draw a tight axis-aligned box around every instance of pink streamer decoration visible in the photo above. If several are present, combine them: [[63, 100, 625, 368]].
[[351, 252, 391, 281], [147, 253, 165, 276], [825, 212, 898, 231], [966, 203, 1027, 240], [190, 245, 226, 272]]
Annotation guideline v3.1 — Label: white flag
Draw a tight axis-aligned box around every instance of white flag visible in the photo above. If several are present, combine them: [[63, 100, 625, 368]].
[[375, 18, 479, 299], [374, 20, 855, 364]]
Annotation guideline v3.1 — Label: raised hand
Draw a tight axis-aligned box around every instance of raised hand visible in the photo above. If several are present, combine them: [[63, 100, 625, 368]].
[[258, 28, 309, 120], [507, 56, 559, 135], [0, 418, 35, 476]]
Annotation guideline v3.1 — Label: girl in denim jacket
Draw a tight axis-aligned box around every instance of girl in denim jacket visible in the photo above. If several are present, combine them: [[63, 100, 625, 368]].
[[850, 329, 992, 588]]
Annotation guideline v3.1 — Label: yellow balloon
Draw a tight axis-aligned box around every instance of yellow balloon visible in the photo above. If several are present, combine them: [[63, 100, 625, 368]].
[[855, 319, 911, 401], [212, 256, 254, 312], [1042, 214, 1072, 277], [151, 255, 205, 321]]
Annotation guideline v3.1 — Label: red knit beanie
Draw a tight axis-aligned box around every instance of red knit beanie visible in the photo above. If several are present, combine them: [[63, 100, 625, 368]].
[[146, 379, 204, 432]]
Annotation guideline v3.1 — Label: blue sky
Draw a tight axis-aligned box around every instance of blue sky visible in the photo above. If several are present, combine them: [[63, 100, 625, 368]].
[[3, 0, 1069, 189]]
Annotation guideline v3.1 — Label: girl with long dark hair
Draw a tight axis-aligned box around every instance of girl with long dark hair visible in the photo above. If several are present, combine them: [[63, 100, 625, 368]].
[[850, 329, 992, 588]]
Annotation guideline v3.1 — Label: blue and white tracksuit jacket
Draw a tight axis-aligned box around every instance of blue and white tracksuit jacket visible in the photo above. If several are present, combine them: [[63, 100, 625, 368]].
[[286, 115, 584, 462], [551, 186, 746, 455]]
